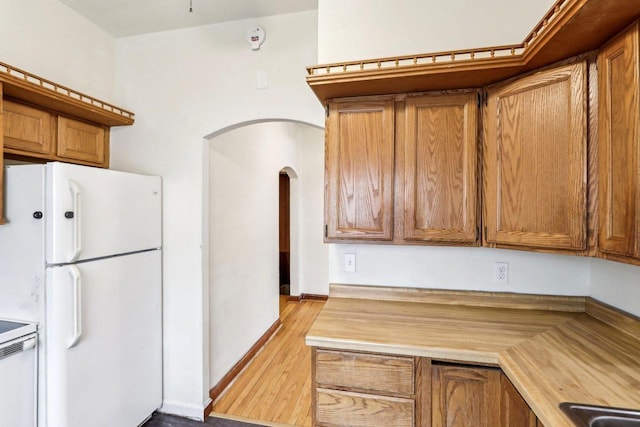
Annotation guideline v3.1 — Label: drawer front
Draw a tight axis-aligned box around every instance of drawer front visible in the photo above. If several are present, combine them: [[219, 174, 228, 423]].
[[316, 349, 415, 396], [316, 388, 414, 427]]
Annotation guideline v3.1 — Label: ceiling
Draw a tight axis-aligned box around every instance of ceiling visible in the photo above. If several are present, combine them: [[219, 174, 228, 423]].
[[59, 0, 318, 37]]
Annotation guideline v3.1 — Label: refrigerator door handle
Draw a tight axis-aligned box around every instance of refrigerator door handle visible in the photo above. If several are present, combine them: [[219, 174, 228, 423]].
[[67, 265, 83, 349], [68, 179, 82, 262]]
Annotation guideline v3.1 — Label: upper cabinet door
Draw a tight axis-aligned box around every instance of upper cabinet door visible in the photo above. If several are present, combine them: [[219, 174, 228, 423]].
[[57, 116, 107, 166], [403, 93, 478, 243], [325, 98, 395, 241], [3, 100, 54, 154], [484, 61, 588, 251], [598, 23, 640, 258]]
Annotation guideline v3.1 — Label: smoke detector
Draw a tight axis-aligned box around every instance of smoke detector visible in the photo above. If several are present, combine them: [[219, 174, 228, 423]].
[[247, 26, 266, 50]]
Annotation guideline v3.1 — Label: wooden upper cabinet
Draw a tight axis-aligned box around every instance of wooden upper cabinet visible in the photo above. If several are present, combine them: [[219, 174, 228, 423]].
[[402, 92, 478, 243], [484, 61, 588, 251], [325, 98, 395, 241], [57, 116, 107, 166], [598, 22, 640, 259], [0, 62, 132, 227], [3, 101, 109, 168], [3, 99, 54, 154]]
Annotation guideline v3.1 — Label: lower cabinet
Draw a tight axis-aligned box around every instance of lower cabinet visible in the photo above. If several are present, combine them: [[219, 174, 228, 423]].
[[432, 364, 501, 427], [316, 389, 415, 427], [500, 373, 538, 427], [312, 348, 539, 427], [313, 348, 429, 427]]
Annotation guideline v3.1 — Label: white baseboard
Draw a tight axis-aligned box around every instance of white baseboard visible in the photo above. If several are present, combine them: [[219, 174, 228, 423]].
[[158, 398, 212, 421]]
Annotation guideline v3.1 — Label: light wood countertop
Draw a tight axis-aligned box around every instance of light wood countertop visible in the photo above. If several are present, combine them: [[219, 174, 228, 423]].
[[306, 286, 640, 427]]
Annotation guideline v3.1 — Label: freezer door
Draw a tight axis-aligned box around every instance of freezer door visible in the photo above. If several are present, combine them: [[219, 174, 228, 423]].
[[45, 250, 161, 427], [46, 162, 161, 265]]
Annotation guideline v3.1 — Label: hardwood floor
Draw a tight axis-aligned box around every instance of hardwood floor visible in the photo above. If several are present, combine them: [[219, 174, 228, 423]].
[[211, 297, 324, 427]]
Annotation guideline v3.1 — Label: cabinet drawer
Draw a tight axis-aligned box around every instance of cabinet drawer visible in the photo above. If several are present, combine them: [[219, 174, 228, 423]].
[[316, 388, 414, 427], [315, 349, 415, 396]]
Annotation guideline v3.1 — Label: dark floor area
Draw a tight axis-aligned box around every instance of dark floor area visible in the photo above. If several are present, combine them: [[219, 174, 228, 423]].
[[142, 413, 266, 427]]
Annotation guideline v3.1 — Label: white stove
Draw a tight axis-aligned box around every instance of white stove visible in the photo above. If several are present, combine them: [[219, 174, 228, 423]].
[[0, 319, 37, 344], [0, 318, 38, 427]]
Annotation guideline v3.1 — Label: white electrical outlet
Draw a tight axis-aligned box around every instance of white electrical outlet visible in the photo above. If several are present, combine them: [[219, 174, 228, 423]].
[[344, 253, 356, 273], [494, 262, 509, 283]]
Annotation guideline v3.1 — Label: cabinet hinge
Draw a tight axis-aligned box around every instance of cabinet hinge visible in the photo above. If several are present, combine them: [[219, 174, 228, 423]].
[[477, 92, 481, 108], [324, 224, 328, 238], [483, 90, 489, 106], [325, 104, 329, 117], [476, 227, 480, 241]]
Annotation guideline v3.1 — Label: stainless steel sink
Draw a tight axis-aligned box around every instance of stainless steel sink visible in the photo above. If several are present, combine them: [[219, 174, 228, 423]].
[[560, 402, 640, 427]]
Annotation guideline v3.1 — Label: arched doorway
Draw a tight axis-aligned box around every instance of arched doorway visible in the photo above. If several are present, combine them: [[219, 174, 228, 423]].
[[205, 120, 326, 390], [279, 171, 291, 297]]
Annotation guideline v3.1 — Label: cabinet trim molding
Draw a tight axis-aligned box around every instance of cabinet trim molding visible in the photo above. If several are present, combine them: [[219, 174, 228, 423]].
[[0, 61, 134, 127], [306, 0, 640, 101]]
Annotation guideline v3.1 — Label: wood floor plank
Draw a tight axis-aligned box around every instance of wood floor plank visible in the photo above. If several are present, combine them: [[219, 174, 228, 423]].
[[226, 309, 310, 416], [250, 302, 319, 421], [211, 299, 324, 426]]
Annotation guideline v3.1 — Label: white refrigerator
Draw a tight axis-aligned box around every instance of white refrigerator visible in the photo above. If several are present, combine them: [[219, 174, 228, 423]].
[[0, 162, 162, 427]]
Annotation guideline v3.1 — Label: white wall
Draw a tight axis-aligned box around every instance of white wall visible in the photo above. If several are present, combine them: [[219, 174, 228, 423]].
[[590, 259, 640, 316], [331, 245, 590, 295], [318, 0, 556, 63], [111, 11, 324, 418], [297, 125, 329, 295], [0, 0, 118, 103], [207, 121, 325, 387]]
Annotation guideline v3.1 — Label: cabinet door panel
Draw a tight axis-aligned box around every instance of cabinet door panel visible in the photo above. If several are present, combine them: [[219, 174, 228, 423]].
[[325, 99, 395, 241], [3, 99, 53, 154], [500, 374, 537, 427], [484, 62, 587, 250], [404, 93, 478, 242], [432, 365, 501, 427], [57, 116, 106, 165], [598, 23, 639, 257]]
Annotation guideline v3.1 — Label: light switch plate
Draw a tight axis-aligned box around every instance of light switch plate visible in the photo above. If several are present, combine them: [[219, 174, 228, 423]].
[[344, 253, 356, 273]]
